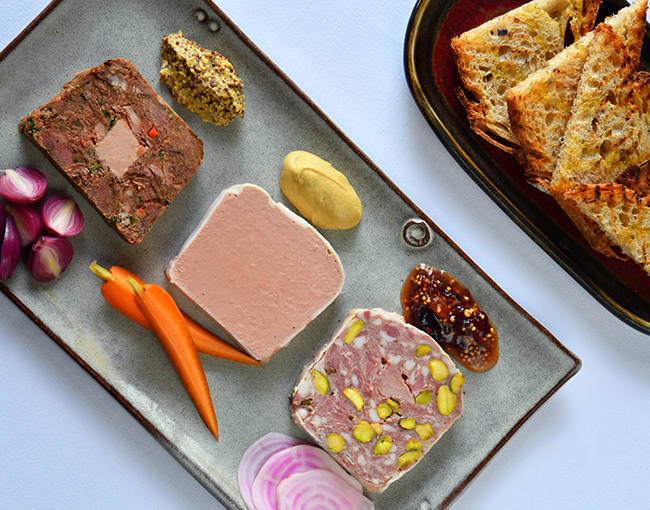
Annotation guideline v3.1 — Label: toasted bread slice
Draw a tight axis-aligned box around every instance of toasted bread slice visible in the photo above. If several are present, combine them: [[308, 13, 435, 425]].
[[549, 23, 650, 257], [617, 161, 650, 196], [507, 0, 648, 189], [451, 0, 600, 152], [550, 27, 650, 196], [564, 174, 650, 274]]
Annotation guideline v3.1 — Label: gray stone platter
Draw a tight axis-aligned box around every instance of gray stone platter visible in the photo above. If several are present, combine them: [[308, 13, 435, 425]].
[[0, 0, 580, 509]]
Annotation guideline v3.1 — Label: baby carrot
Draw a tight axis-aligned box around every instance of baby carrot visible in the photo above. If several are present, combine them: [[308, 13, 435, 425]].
[[90, 262, 148, 327], [182, 313, 261, 365], [128, 277, 219, 440], [89, 261, 261, 365]]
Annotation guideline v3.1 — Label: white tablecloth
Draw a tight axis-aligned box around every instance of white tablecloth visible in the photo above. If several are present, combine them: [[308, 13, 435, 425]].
[[2, 1, 649, 508]]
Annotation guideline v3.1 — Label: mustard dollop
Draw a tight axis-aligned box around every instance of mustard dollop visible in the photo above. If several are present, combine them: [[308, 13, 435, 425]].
[[280, 151, 362, 230]]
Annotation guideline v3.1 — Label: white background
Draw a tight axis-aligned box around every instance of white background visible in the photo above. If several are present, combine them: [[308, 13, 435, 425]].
[[2, 1, 650, 509]]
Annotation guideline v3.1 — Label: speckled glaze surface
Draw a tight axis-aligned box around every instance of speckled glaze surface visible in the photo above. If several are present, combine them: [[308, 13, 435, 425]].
[[0, 1, 580, 509]]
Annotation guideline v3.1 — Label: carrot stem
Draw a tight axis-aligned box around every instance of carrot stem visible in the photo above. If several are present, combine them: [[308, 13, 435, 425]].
[[89, 260, 111, 281], [128, 277, 219, 440]]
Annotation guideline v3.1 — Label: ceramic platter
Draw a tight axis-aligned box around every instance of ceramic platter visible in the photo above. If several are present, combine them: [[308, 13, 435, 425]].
[[0, 0, 580, 508], [404, 0, 650, 335]]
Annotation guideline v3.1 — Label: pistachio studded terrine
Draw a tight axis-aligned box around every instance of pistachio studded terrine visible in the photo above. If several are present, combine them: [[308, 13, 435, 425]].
[[19, 58, 203, 244], [290, 308, 465, 493]]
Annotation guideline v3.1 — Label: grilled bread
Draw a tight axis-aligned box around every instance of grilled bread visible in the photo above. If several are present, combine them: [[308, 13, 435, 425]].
[[564, 165, 650, 274], [550, 26, 650, 196], [549, 23, 650, 257], [450, 0, 600, 152], [507, 0, 648, 190]]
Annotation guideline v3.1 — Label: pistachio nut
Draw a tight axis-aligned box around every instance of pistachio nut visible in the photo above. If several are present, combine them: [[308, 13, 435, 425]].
[[436, 385, 457, 415], [415, 423, 434, 441], [386, 399, 400, 411], [326, 433, 345, 453], [370, 423, 383, 435], [312, 370, 329, 396], [344, 387, 364, 410], [399, 417, 416, 430], [415, 390, 432, 405], [353, 421, 374, 443], [398, 450, 421, 468], [415, 344, 432, 357], [373, 436, 393, 455], [406, 439, 422, 451], [428, 359, 449, 382], [344, 319, 365, 344], [376, 403, 393, 420], [450, 372, 465, 394]]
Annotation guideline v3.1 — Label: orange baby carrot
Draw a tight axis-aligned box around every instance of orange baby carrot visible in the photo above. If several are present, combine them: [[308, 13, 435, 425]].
[[127, 277, 219, 440], [89, 261, 261, 366], [182, 313, 261, 365], [90, 262, 148, 327]]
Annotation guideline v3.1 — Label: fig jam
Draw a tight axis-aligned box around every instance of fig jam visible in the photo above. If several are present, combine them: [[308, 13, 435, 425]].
[[401, 264, 498, 372]]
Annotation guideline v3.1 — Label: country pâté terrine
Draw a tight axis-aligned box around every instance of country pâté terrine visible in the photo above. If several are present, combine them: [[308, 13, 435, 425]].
[[19, 58, 203, 244], [166, 184, 345, 362], [290, 308, 465, 493]]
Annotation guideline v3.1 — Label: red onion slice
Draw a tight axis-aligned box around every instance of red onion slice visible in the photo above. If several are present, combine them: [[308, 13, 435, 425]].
[[251, 444, 363, 510], [0, 166, 47, 204], [42, 196, 84, 237], [5, 203, 42, 246], [276, 469, 375, 510], [238, 433, 306, 510], [0, 214, 22, 281], [27, 236, 74, 282]]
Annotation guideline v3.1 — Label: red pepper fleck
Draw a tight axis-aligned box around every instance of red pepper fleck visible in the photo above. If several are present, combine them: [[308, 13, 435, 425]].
[[148, 126, 158, 138]]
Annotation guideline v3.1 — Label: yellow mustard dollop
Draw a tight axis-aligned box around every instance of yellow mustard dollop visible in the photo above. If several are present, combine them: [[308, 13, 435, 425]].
[[280, 151, 362, 230]]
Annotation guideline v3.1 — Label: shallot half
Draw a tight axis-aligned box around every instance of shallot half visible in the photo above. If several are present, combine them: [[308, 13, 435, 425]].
[[27, 236, 74, 282], [42, 196, 84, 237], [0, 166, 47, 204], [0, 214, 22, 281], [5, 203, 42, 246]]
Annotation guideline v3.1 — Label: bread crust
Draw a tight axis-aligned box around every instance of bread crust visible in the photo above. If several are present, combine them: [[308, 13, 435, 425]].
[[551, 45, 650, 260], [550, 24, 649, 192], [507, 0, 648, 188], [451, 0, 601, 152], [507, 39, 589, 185], [564, 165, 650, 272]]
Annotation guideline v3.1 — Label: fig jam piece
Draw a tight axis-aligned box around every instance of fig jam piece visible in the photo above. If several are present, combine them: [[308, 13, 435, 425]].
[[401, 264, 498, 372]]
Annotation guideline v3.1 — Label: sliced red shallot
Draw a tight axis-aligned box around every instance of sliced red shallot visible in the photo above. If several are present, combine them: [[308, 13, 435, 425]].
[[251, 444, 363, 510], [42, 196, 84, 237], [0, 214, 22, 281], [0, 166, 47, 204], [276, 469, 375, 510], [5, 203, 42, 246], [238, 433, 306, 510], [27, 236, 74, 282]]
